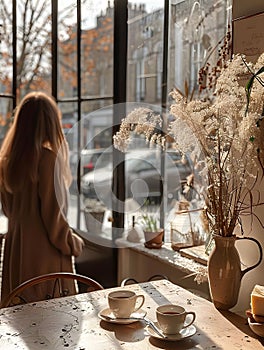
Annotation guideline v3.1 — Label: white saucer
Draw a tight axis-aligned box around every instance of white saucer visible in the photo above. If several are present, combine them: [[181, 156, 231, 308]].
[[146, 322, 196, 341], [98, 308, 147, 324]]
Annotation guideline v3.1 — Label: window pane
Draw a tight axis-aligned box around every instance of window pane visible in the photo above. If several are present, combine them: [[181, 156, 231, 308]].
[[58, 0, 77, 99], [67, 101, 113, 231], [58, 0, 113, 100], [18, 0, 52, 97], [127, 2, 164, 104], [0, 0, 52, 98], [0, 13, 13, 95], [170, 0, 232, 93], [0, 98, 13, 146], [81, 1, 113, 99]]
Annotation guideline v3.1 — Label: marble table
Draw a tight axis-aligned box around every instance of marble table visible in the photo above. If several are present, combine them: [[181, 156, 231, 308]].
[[0, 279, 263, 349]]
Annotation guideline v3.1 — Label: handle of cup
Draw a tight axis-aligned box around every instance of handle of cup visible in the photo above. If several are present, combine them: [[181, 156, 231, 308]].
[[134, 295, 145, 312], [182, 311, 196, 329]]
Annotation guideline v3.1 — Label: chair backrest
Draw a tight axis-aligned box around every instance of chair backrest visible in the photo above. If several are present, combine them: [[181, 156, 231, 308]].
[[120, 274, 169, 287], [1, 272, 104, 308]]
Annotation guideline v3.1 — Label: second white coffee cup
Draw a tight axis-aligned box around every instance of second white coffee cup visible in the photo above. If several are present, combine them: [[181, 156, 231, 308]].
[[156, 304, 196, 334], [108, 290, 145, 318]]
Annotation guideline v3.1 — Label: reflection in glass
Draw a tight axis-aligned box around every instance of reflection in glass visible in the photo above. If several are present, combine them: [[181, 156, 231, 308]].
[[171, 0, 232, 93]]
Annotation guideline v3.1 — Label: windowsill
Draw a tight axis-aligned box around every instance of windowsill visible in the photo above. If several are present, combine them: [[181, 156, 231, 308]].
[[116, 238, 208, 279]]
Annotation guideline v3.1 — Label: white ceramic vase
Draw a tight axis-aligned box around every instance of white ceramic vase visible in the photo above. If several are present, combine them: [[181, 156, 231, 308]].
[[208, 235, 262, 310]]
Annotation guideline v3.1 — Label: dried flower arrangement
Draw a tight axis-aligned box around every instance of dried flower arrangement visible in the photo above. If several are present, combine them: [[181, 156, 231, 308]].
[[113, 31, 264, 239]]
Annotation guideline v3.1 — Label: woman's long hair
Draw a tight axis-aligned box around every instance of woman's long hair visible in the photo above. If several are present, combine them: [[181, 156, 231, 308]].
[[0, 91, 71, 192]]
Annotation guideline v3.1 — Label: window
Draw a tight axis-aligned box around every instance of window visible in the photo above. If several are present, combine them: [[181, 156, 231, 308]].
[[0, 0, 231, 240]]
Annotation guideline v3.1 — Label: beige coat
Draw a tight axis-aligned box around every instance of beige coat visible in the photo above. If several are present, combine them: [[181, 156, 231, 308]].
[[0, 148, 83, 304]]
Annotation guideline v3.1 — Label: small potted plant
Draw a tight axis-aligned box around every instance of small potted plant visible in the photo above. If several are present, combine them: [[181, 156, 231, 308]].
[[83, 198, 106, 233], [140, 212, 164, 249]]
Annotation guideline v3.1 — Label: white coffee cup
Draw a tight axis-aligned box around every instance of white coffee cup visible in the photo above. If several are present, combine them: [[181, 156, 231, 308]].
[[108, 290, 145, 318], [156, 304, 196, 334]]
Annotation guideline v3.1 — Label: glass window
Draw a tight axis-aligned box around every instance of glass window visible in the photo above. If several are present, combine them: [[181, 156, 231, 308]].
[[125, 0, 232, 240], [0, 0, 231, 238]]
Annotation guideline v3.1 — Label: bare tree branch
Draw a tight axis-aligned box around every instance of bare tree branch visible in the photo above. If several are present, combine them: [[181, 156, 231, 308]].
[[1, 0, 89, 95]]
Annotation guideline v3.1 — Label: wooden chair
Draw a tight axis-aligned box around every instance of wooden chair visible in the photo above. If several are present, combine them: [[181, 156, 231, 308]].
[[120, 274, 169, 287], [1, 272, 104, 308]]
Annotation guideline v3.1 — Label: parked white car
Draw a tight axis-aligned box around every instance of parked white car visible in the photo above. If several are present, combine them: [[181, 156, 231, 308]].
[[81, 148, 193, 209]]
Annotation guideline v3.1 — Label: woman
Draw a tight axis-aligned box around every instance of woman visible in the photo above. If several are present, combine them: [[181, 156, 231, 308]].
[[0, 91, 84, 304]]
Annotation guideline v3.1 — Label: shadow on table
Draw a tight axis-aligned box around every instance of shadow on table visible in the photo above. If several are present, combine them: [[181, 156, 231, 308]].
[[149, 336, 199, 349], [100, 320, 220, 349], [148, 324, 225, 349], [100, 320, 146, 342], [220, 310, 264, 346]]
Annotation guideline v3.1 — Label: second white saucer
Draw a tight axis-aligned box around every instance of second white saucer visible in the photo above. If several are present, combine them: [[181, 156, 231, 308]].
[[146, 322, 196, 341]]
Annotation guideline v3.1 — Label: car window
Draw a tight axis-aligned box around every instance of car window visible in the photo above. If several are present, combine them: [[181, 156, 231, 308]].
[[82, 153, 100, 164], [95, 152, 112, 168], [82, 154, 94, 164], [126, 158, 156, 172]]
